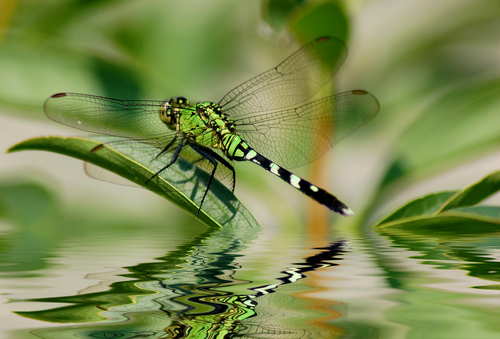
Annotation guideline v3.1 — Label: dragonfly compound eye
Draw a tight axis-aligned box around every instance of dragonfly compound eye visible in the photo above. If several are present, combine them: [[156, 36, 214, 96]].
[[173, 96, 189, 106], [159, 99, 177, 128]]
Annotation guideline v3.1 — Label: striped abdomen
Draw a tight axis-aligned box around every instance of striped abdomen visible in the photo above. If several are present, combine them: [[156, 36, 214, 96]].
[[223, 135, 353, 216]]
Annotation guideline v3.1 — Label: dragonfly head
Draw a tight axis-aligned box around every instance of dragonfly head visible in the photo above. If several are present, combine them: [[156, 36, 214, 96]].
[[159, 97, 190, 130]]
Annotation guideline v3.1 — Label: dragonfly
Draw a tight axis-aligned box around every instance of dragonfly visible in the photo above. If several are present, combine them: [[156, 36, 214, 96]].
[[44, 36, 379, 216]]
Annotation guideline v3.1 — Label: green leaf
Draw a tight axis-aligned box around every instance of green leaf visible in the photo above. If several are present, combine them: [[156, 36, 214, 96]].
[[261, 0, 349, 44], [7, 136, 259, 229], [440, 170, 500, 212], [449, 206, 500, 219], [376, 191, 458, 226], [378, 214, 500, 239], [261, 0, 307, 31], [376, 170, 500, 240], [289, 1, 349, 44]]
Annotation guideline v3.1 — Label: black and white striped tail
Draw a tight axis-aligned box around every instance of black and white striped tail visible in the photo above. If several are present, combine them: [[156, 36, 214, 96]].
[[242, 148, 353, 216]]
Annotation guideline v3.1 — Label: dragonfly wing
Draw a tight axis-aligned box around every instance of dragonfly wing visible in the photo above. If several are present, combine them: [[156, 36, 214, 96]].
[[235, 90, 380, 169], [44, 93, 176, 140], [84, 162, 142, 187], [45, 93, 235, 190], [85, 136, 235, 192], [219, 36, 347, 116]]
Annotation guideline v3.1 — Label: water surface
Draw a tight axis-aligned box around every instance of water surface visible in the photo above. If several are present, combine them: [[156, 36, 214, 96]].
[[2, 204, 500, 338]]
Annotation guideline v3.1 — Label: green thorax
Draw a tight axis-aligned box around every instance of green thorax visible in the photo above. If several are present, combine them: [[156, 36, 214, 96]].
[[159, 97, 246, 158]]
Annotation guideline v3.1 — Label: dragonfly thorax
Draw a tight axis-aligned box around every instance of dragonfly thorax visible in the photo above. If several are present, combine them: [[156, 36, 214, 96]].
[[177, 101, 237, 150], [160, 98, 238, 151], [195, 102, 235, 128]]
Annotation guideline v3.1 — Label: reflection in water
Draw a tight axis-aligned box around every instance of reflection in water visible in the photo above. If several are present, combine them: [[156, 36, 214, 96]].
[[17, 227, 346, 338]]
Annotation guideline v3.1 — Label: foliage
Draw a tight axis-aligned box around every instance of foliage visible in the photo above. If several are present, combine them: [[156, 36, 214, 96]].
[[377, 171, 500, 237]]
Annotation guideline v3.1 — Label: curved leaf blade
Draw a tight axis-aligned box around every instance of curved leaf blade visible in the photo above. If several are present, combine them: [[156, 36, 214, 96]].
[[449, 206, 500, 219], [378, 170, 500, 227], [377, 170, 500, 241], [439, 170, 500, 212], [378, 214, 500, 240], [8, 136, 259, 229], [376, 191, 458, 226]]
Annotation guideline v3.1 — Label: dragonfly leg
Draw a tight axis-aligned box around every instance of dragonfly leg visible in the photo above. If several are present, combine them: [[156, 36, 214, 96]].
[[189, 144, 228, 217], [191, 148, 236, 192], [152, 135, 178, 162], [208, 151, 236, 193], [146, 138, 184, 184]]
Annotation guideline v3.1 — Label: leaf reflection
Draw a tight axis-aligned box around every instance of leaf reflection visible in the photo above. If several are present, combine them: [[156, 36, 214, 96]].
[[17, 227, 346, 338]]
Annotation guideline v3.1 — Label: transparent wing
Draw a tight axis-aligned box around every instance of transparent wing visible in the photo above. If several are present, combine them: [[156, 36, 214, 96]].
[[44, 93, 177, 140], [44, 93, 235, 189], [85, 137, 236, 191], [219, 36, 347, 116], [234, 90, 380, 169], [83, 137, 236, 208]]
